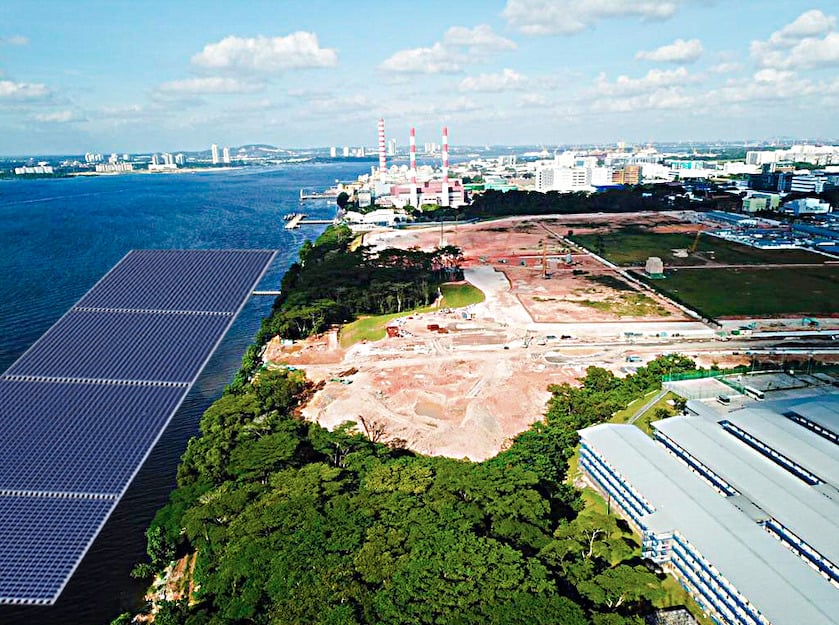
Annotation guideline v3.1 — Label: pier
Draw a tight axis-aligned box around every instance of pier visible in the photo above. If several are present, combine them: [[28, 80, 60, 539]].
[[284, 214, 335, 229], [300, 189, 338, 200], [284, 213, 305, 229]]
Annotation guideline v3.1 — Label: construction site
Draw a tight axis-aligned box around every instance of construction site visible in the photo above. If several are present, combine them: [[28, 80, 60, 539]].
[[264, 211, 839, 460]]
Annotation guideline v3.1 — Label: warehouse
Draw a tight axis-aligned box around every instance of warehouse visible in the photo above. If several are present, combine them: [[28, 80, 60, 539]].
[[579, 406, 839, 625]]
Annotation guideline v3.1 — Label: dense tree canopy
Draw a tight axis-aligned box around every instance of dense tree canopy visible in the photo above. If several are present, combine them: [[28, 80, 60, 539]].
[[134, 354, 697, 625]]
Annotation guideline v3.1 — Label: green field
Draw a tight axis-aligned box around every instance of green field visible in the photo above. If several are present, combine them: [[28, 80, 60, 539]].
[[572, 230, 825, 267], [439, 282, 485, 307], [339, 282, 484, 347], [641, 266, 839, 317]]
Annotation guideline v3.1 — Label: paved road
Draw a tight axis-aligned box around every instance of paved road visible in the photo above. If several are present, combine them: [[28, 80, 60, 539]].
[[628, 388, 669, 425]]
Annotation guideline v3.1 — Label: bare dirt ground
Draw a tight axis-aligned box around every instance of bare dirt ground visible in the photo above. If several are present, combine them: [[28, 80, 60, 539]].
[[268, 312, 580, 461], [263, 212, 753, 461], [369, 214, 688, 323]]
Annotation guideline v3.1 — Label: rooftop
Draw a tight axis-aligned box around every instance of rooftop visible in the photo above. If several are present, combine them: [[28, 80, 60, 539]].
[[580, 423, 839, 625]]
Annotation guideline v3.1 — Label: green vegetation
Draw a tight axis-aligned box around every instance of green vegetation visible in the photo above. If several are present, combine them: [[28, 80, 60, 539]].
[[625, 392, 681, 436], [338, 308, 432, 347], [571, 229, 824, 267], [576, 293, 670, 318], [456, 187, 694, 220], [440, 282, 485, 308], [642, 266, 839, 317], [338, 283, 484, 347]]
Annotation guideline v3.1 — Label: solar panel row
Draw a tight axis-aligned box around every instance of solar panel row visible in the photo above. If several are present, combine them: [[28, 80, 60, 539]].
[[7, 310, 234, 383], [0, 380, 185, 495], [0, 496, 115, 603], [0, 249, 276, 605], [77, 249, 276, 313]]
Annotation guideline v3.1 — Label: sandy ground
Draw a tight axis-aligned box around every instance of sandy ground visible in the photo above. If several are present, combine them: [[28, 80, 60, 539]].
[[263, 211, 812, 460]]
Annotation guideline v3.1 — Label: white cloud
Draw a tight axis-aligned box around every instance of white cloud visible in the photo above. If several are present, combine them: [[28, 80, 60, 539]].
[[192, 32, 337, 72], [592, 67, 696, 96], [753, 68, 795, 84], [0, 35, 29, 46], [34, 110, 83, 123], [590, 88, 696, 113], [751, 10, 839, 69], [768, 9, 835, 46], [380, 42, 462, 74], [503, 0, 684, 35], [636, 38, 703, 63], [380, 24, 513, 74], [459, 68, 526, 92], [443, 24, 516, 53], [0, 79, 50, 101], [709, 61, 742, 74], [156, 76, 263, 95], [519, 93, 551, 107]]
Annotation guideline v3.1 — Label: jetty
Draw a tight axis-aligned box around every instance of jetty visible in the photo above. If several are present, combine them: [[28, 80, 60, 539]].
[[300, 189, 338, 200], [284, 214, 335, 229], [284, 213, 305, 229]]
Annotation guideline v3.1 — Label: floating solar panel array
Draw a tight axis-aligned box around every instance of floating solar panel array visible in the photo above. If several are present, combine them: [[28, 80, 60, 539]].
[[0, 249, 276, 605]]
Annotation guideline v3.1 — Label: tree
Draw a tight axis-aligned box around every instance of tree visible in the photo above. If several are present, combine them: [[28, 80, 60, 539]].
[[336, 191, 350, 209], [577, 564, 664, 610]]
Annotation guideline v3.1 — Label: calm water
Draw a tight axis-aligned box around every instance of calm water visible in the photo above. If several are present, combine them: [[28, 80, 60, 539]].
[[0, 163, 367, 625]]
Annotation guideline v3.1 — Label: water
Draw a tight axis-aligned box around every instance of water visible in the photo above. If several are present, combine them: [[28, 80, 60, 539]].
[[0, 163, 367, 625]]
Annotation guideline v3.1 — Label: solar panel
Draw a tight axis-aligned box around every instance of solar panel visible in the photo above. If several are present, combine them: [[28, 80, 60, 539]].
[[0, 379, 184, 495], [0, 495, 115, 605], [77, 249, 276, 313], [6, 310, 233, 383], [0, 249, 276, 605]]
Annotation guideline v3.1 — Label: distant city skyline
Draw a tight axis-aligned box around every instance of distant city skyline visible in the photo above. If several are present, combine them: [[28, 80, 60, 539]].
[[2, 1, 839, 154]]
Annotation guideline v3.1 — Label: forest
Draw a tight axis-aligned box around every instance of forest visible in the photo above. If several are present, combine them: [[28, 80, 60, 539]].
[[121, 226, 701, 625]]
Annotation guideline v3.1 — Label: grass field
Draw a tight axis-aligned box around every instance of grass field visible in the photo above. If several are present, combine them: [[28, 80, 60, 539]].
[[339, 283, 485, 347], [572, 230, 825, 267], [440, 282, 485, 307], [642, 266, 839, 317]]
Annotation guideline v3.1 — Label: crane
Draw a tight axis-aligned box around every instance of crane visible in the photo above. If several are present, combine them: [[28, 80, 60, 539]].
[[689, 230, 702, 254]]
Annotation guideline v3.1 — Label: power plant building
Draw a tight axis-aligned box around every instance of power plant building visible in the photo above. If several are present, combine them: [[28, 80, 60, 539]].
[[578, 394, 839, 625]]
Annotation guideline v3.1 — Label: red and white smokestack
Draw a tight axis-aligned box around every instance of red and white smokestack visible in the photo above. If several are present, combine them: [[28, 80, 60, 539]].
[[442, 126, 449, 183], [441, 126, 450, 207], [409, 127, 418, 207], [409, 127, 417, 184], [377, 118, 387, 181]]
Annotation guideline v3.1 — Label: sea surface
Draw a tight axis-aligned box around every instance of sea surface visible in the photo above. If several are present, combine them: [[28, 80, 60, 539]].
[[0, 163, 368, 625]]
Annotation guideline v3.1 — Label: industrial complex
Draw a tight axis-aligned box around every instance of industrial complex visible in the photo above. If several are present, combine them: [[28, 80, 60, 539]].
[[579, 392, 839, 625]]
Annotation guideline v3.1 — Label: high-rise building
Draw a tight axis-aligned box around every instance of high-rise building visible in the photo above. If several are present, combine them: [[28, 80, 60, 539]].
[[211, 144, 219, 165], [175, 153, 185, 165], [387, 138, 397, 157], [342, 146, 349, 157], [329, 146, 337, 158], [222, 146, 231, 164], [150, 153, 160, 166], [163, 153, 173, 166]]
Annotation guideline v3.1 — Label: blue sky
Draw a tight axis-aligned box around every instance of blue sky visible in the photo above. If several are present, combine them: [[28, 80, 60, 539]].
[[2, 0, 839, 154]]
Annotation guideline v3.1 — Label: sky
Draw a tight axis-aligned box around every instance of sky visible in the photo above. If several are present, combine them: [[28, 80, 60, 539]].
[[2, 0, 839, 154]]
